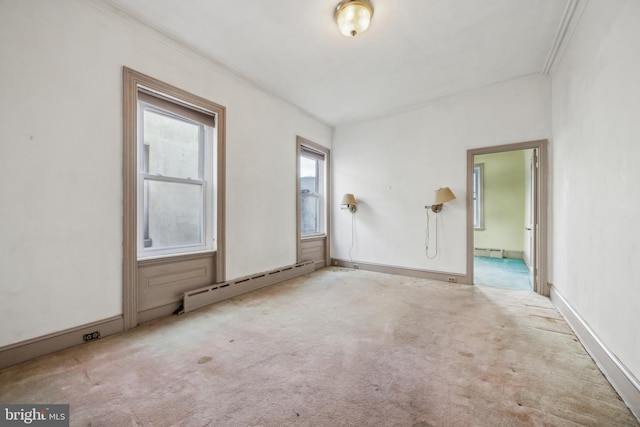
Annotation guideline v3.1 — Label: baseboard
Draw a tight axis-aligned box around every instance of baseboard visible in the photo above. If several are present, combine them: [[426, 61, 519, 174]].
[[138, 302, 182, 324], [183, 261, 315, 313], [313, 260, 326, 269], [551, 286, 640, 421], [504, 250, 524, 260], [474, 248, 524, 260], [331, 259, 468, 284], [0, 316, 124, 370]]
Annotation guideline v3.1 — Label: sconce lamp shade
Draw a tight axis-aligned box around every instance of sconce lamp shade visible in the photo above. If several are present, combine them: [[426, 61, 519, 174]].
[[341, 193, 357, 213], [434, 187, 456, 205], [335, 0, 374, 37], [427, 187, 456, 213], [341, 193, 357, 206]]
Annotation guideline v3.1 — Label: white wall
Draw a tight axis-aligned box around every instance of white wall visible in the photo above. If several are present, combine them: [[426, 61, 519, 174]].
[[0, 0, 331, 347], [332, 74, 550, 274], [551, 0, 640, 381]]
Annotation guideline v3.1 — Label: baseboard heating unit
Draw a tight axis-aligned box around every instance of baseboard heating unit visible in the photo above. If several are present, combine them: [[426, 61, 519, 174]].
[[474, 248, 504, 258], [183, 260, 315, 313]]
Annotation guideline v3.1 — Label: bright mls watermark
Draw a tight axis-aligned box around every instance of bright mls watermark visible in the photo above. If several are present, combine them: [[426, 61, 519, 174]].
[[1, 405, 69, 426]]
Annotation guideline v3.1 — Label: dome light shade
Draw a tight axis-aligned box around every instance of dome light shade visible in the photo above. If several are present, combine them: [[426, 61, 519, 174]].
[[335, 0, 374, 37]]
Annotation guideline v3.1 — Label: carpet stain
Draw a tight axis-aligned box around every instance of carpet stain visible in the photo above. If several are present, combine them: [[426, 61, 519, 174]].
[[82, 369, 100, 386], [458, 351, 474, 358], [507, 409, 531, 423], [197, 356, 213, 364]]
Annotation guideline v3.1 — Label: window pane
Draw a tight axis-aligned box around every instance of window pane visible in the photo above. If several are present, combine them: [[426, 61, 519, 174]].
[[144, 109, 201, 179], [145, 180, 202, 249], [300, 157, 317, 191], [300, 156, 320, 235], [301, 192, 319, 235]]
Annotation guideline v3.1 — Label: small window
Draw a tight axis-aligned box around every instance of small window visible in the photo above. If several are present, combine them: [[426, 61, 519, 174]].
[[299, 147, 326, 236], [137, 91, 216, 257], [473, 164, 484, 230]]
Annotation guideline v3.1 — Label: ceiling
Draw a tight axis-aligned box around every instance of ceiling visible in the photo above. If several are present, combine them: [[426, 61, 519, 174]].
[[105, 0, 569, 126]]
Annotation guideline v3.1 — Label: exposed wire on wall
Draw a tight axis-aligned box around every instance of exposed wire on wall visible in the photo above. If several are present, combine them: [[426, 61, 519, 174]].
[[424, 187, 455, 259], [341, 193, 358, 265], [425, 209, 439, 259], [349, 211, 356, 263]]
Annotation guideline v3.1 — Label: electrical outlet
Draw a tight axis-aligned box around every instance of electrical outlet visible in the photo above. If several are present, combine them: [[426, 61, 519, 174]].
[[83, 331, 101, 342], [447, 277, 457, 283], [353, 264, 359, 269]]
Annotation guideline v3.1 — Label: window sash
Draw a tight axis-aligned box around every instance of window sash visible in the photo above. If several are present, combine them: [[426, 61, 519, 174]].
[[136, 92, 215, 257], [139, 102, 205, 180], [300, 149, 325, 237], [142, 179, 205, 251]]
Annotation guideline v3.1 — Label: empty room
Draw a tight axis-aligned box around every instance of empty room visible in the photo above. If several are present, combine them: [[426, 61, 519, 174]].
[[1, 0, 639, 425]]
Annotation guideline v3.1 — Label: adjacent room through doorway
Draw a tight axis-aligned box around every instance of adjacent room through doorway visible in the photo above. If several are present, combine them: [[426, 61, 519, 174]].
[[467, 141, 547, 294], [473, 149, 533, 290]]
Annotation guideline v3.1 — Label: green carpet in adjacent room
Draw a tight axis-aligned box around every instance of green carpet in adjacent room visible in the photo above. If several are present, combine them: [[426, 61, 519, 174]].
[[474, 256, 532, 290]]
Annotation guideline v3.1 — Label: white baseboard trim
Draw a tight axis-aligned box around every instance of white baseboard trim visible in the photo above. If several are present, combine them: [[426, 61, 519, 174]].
[[551, 286, 640, 421], [0, 316, 124, 370], [331, 259, 468, 284]]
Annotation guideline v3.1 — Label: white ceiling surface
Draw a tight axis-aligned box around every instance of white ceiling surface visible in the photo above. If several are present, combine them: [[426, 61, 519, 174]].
[[105, 0, 568, 126]]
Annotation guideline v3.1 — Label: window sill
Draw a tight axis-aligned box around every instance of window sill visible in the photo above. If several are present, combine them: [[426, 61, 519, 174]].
[[137, 250, 216, 266], [301, 234, 326, 241]]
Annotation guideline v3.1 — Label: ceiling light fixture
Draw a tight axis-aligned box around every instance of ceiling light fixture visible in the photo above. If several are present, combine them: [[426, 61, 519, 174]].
[[334, 0, 374, 37]]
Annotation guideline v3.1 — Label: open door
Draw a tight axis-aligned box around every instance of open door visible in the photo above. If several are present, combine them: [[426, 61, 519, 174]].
[[526, 149, 539, 291]]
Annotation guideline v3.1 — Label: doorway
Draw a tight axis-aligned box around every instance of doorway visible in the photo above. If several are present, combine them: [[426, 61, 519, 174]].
[[466, 140, 548, 296]]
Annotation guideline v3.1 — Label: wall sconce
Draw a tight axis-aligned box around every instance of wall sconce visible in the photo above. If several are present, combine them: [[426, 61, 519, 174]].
[[424, 187, 455, 259], [425, 187, 456, 213], [334, 0, 374, 37], [341, 193, 357, 213]]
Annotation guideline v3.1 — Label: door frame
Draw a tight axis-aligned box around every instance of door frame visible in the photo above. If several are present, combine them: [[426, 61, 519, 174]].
[[466, 139, 549, 296]]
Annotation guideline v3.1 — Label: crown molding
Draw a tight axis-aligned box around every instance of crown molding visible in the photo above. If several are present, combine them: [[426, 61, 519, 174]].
[[542, 0, 588, 75]]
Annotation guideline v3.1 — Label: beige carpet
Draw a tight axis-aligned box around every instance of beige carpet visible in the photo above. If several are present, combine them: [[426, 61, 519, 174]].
[[0, 268, 637, 426]]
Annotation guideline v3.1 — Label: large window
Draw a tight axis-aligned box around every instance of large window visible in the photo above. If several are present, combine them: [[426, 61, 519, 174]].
[[473, 164, 484, 230], [123, 67, 226, 329], [137, 91, 216, 257], [299, 146, 326, 236]]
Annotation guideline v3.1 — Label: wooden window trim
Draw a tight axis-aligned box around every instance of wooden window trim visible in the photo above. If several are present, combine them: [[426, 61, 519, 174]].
[[296, 136, 330, 265], [123, 67, 226, 330]]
